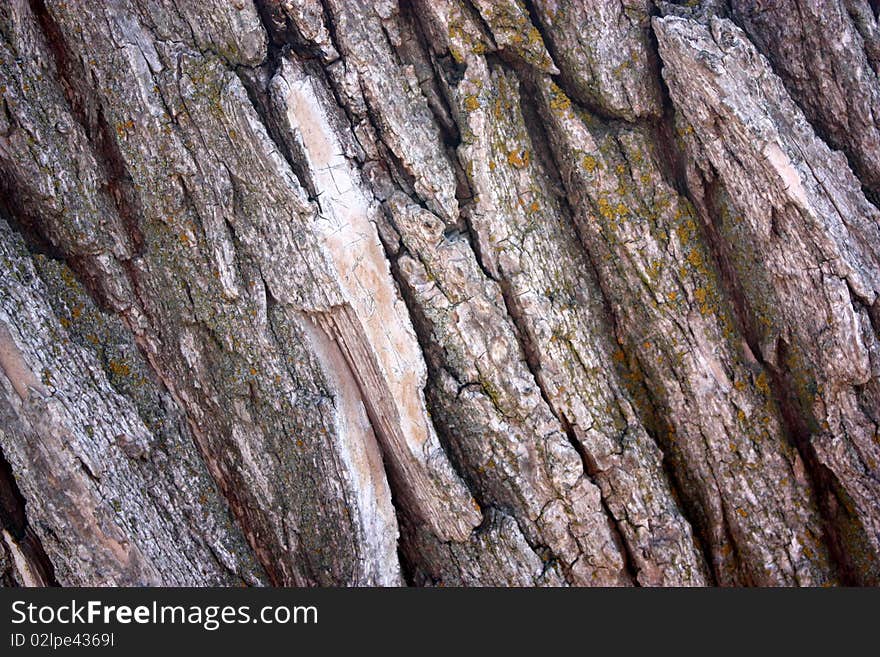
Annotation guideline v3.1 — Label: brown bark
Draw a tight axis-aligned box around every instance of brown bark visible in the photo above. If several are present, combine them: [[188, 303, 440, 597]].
[[0, 0, 878, 586]]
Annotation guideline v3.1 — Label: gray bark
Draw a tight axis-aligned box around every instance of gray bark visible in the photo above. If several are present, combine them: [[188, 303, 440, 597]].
[[0, 0, 878, 586]]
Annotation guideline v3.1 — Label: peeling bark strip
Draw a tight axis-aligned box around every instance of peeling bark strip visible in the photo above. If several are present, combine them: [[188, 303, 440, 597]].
[[0, 0, 878, 586], [270, 62, 479, 541]]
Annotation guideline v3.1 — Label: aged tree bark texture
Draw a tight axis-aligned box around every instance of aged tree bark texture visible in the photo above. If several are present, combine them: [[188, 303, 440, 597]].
[[0, 0, 878, 587]]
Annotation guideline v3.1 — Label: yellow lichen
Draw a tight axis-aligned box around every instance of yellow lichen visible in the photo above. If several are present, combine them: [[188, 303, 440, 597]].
[[464, 95, 480, 111], [755, 371, 771, 396], [582, 155, 598, 172], [548, 83, 571, 112]]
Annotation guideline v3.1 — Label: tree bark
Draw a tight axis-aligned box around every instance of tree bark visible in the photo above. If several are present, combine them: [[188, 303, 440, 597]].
[[0, 0, 878, 586]]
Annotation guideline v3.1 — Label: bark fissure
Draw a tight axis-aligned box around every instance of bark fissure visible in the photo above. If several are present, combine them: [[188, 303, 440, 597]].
[[689, 163, 853, 582], [514, 74, 719, 584], [29, 0, 146, 259], [0, 445, 57, 586], [378, 187, 577, 584]]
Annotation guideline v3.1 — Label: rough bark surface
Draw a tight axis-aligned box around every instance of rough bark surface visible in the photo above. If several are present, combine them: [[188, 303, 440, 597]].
[[0, 0, 878, 586]]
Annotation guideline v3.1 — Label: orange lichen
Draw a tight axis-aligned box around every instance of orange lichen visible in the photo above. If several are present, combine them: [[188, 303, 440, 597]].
[[108, 360, 131, 377], [115, 119, 135, 138], [506, 149, 531, 168]]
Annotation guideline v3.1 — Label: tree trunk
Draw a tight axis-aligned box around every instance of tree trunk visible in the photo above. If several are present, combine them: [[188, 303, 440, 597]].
[[1, 0, 878, 587]]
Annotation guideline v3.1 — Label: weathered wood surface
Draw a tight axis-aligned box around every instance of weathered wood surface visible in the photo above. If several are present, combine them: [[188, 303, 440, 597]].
[[0, 0, 878, 586]]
